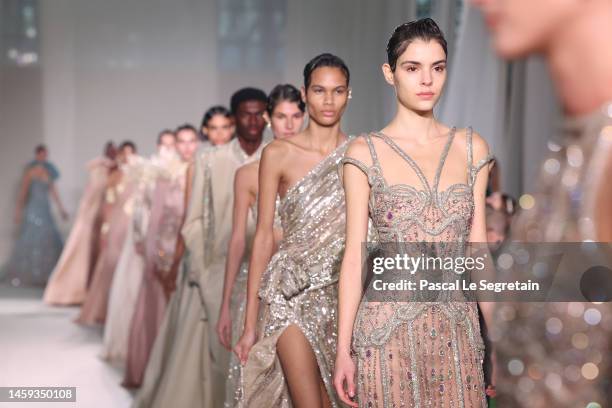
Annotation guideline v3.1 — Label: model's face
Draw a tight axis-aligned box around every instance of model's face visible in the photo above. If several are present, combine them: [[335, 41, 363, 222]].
[[384, 39, 446, 113], [234, 100, 267, 142], [176, 129, 198, 162], [269, 101, 304, 139], [157, 133, 176, 160], [203, 114, 234, 146], [119, 146, 135, 164], [105, 144, 117, 160], [303, 66, 349, 127], [471, 0, 579, 58], [36, 150, 48, 161], [157, 133, 176, 151]]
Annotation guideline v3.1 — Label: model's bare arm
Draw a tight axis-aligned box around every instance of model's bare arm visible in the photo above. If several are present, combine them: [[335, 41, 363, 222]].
[[334, 138, 371, 407], [217, 165, 253, 348]]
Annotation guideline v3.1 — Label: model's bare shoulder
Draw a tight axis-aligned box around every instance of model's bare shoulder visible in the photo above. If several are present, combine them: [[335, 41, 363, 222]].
[[345, 134, 375, 167], [235, 160, 259, 188], [261, 138, 295, 165], [454, 127, 491, 162]]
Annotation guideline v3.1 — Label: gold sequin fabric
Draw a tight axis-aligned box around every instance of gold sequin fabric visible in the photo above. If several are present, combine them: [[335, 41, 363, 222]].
[[496, 103, 612, 407], [242, 140, 351, 408], [340, 128, 493, 408]]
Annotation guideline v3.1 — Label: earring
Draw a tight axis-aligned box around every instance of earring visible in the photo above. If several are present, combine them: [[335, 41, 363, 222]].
[[348, 89, 353, 100], [266, 121, 271, 128]]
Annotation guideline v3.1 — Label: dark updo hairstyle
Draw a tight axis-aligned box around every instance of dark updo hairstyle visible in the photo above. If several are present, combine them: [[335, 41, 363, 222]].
[[386, 18, 448, 72], [303, 53, 350, 89], [157, 129, 176, 145], [119, 140, 137, 153], [175, 123, 198, 135], [200, 105, 232, 141], [201, 106, 232, 128], [103, 141, 116, 158], [267, 84, 305, 116], [34, 144, 47, 154]]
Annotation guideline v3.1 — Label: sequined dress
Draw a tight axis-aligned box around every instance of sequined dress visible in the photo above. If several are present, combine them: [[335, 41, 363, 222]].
[[1, 178, 63, 287], [225, 200, 257, 407], [242, 140, 350, 407], [340, 128, 493, 408], [495, 103, 612, 407]]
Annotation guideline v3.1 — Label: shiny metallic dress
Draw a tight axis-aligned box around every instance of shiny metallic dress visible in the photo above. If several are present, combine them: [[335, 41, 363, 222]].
[[226, 195, 281, 408], [242, 140, 350, 407], [340, 128, 493, 408], [496, 103, 612, 407]]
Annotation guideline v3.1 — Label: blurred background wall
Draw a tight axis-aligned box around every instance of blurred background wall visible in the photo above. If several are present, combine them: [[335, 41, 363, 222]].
[[0, 0, 560, 263]]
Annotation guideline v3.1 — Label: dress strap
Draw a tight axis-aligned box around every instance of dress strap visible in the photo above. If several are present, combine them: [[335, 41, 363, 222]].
[[466, 126, 495, 186], [363, 133, 380, 167], [338, 134, 377, 186]]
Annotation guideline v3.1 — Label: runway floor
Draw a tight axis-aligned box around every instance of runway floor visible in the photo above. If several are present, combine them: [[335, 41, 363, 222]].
[[0, 285, 134, 408]]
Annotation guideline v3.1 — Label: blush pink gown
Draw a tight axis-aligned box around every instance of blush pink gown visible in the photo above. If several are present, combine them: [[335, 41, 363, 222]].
[[123, 163, 187, 387], [44, 158, 112, 305]]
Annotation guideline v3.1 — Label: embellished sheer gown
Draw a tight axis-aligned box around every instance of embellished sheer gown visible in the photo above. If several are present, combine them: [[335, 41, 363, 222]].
[[242, 140, 350, 407], [339, 128, 493, 408]]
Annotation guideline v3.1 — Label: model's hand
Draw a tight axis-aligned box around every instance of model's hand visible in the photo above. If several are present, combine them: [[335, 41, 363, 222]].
[[333, 350, 358, 407], [234, 328, 257, 365], [216, 304, 232, 350]]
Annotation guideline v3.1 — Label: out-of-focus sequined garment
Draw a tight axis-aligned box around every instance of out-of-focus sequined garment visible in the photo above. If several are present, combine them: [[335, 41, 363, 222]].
[[340, 128, 493, 408], [226, 194, 281, 408], [242, 139, 350, 407], [1, 177, 63, 287], [225, 200, 257, 408], [495, 103, 612, 407]]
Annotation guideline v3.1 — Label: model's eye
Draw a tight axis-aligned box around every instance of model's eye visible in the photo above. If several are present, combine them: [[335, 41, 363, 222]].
[[434, 66, 446, 72], [406, 66, 418, 72], [335, 88, 346, 95]]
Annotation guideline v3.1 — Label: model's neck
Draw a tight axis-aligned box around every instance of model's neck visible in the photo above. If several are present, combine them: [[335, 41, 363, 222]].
[[236, 134, 263, 156], [303, 120, 345, 152], [386, 104, 442, 143], [546, 3, 612, 116]]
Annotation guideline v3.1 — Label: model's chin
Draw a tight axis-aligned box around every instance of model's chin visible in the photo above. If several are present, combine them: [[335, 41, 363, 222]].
[[314, 116, 340, 126], [492, 32, 538, 60]]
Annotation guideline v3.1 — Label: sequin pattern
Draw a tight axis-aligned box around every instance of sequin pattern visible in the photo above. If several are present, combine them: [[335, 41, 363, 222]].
[[495, 104, 612, 407], [242, 140, 350, 408], [340, 128, 493, 408]]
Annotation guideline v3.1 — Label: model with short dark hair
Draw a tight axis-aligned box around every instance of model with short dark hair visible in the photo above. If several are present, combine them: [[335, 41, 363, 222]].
[[334, 18, 494, 407], [234, 53, 352, 407]]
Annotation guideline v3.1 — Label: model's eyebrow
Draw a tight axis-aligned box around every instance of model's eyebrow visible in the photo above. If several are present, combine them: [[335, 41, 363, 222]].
[[400, 59, 447, 66]]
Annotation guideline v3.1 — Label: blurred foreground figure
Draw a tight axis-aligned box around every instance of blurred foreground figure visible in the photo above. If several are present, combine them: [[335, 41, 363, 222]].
[[473, 0, 612, 405]]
